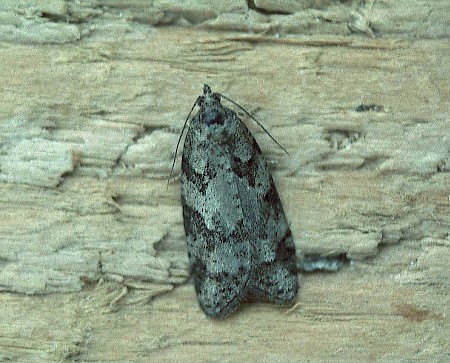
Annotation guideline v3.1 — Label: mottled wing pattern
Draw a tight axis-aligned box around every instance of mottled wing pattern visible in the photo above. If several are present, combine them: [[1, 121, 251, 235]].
[[180, 85, 298, 318], [181, 114, 251, 318], [229, 117, 298, 304]]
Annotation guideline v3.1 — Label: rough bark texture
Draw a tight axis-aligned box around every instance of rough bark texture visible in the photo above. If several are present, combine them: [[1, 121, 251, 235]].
[[0, 0, 448, 361]]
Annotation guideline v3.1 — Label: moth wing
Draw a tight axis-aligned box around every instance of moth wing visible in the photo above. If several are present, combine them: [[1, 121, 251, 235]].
[[187, 232, 250, 318], [231, 125, 298, 304], [181, 121, 252, 318], [249, 231, 298, 304]]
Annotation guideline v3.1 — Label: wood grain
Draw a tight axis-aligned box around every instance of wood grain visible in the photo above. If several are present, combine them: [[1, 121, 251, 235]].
[[0, 1, 448, 361]]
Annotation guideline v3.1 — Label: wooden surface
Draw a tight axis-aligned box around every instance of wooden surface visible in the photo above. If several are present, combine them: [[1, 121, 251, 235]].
[[0, 1, 449, 361]]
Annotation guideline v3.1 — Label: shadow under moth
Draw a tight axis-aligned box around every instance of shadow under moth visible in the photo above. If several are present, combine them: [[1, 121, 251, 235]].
[[174, 84, 298, 318]]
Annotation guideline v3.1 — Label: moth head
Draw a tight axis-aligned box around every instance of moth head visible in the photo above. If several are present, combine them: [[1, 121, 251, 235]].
[[203, 84, 212, 95], [198, 84, 222, 109], [195, 85, 235, 141]]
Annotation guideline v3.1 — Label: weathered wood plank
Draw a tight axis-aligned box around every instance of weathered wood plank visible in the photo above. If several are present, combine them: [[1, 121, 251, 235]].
[[0, 0, 448, 361]]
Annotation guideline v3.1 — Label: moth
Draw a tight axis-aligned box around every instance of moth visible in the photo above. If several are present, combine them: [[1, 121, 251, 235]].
[[174, 84, 298, 318]]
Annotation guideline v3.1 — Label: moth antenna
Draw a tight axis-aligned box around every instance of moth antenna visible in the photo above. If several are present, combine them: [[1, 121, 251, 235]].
[[218, 93, 289, 156], [168, 96, 201, 187]]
